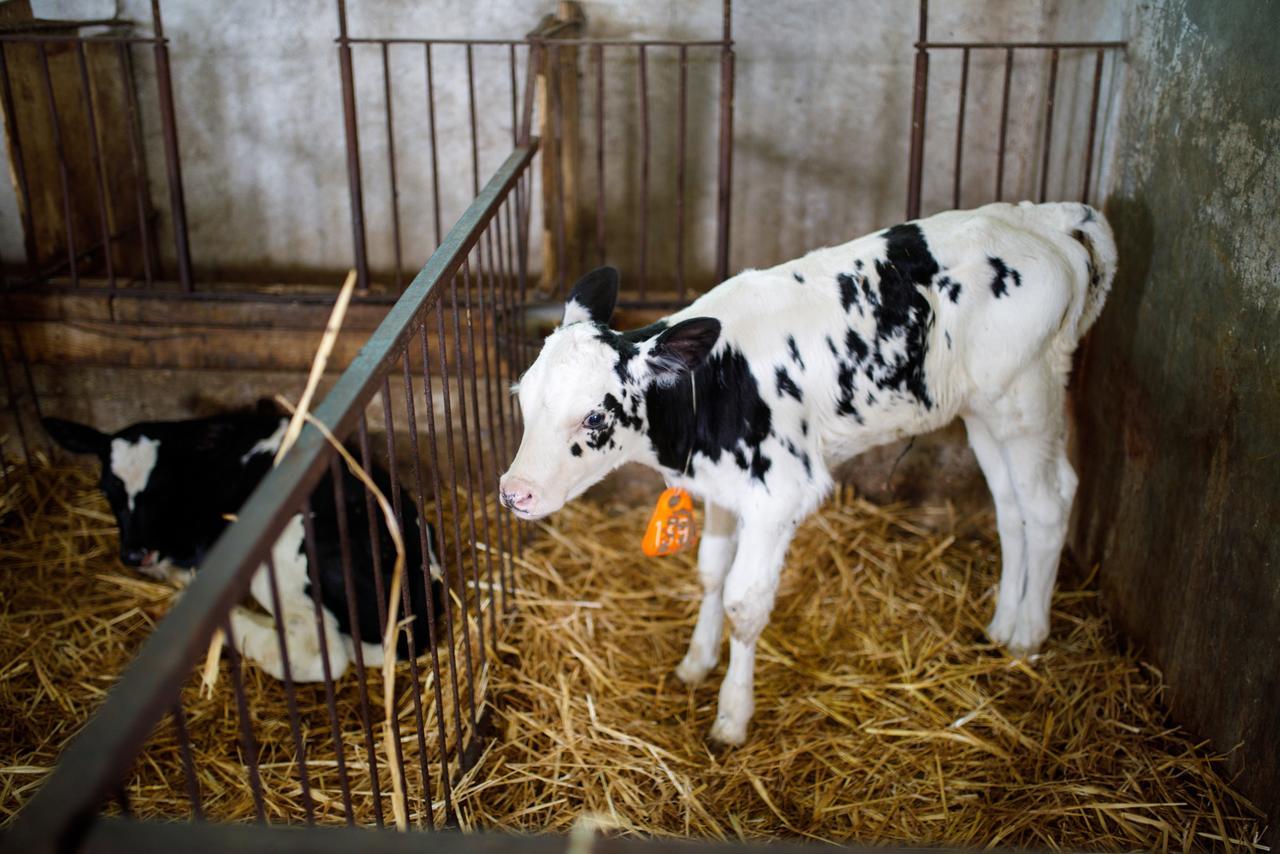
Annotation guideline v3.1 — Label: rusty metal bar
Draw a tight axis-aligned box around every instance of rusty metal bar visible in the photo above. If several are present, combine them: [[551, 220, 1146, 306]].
[[1081, 48, 1105, 203], [151, 1, 193, 291], [638, 44, 649, 297], [462, 258, 501, 644], [995, 47, 1013, 201], [424, 44, 444, 246], [714, 0, 735, 282], [676, 45, 688, 298], [262, 555, 316, 824], [0, 45, 37, 274], [74, 42, 116, 289], [906, 0, 929, 220], [382, 43, 405, 289], [221, 614, 266, 824], [593, 44, 605, 267], [1039, 47, 1060, 203], [169, 702, 202, 821], [952, 47, 969, 210], [337, 1, 370, 291], [115, 42, 156, 286], [327, 454, 384, 826], [483, 217, 514, 616], [299, 506, 356, 824], [467, 44, 481, 196], [918, 39, 1127, 50], [550, 44, 568, 296], [36, 43, 79, 287]]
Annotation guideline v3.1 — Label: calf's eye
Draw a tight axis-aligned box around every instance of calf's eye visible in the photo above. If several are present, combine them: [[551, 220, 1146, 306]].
[[583, 411, 606, 430]]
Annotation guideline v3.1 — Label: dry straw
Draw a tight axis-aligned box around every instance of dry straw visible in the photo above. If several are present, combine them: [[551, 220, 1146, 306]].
[[0, 460, 1269, 850]]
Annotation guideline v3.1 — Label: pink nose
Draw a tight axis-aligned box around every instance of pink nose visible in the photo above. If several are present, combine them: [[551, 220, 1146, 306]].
[[499, 477, 537, 513]]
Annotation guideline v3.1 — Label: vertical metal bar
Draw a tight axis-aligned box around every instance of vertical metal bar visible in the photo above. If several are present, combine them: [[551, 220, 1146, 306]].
[[401, 351, 444, 830], [115, 42, 155, 286], [418, 323, 465, 818], [906, 0, 929, 220], [952, 47, 970, 210], [509, 44, 519, 147], [550, 44, 568, 296], [328, 454, 385, 826], [424, 44, 443, 246], [221, 614, 266, 823], [114, 787, 132, 817], [1081, 48, 1106, 203], [300, 507, 356, 824], [262, 555, 316, 824], [466, 44, 481, 197], [382, 43, 404, 290], [434, 298, 481, 743], [151, 0, 194, 291], [74, 43, 117, 289], [337, 1, 370, 291], [484, 212, 514, 616], [594, 44, 605, 267], [0, 45, 38, 274], [170, 702, 203, 821], [637, 45, 649, 297], [714, 2, 736, 283], [463, 258, 501, 645], [996, 47, 1013, 201], [1039, 47, 1059, 203], [36, 44, 80, 287], [450, 270, 488, 665], [676, 45, 688, 299]]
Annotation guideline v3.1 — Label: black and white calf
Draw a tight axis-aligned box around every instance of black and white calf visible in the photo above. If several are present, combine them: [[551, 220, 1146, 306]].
[[500, 201, 1116, 745], [44, 402, 446, 682]]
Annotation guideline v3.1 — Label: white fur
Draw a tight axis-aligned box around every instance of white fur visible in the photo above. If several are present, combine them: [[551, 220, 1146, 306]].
[[505, 201, 1116, 745], [239, 418, 289, 465], [110, 436, 160, 512]]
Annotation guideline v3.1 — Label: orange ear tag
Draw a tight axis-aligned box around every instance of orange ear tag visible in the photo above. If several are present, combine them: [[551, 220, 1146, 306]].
[[642, 487, 698, 557]]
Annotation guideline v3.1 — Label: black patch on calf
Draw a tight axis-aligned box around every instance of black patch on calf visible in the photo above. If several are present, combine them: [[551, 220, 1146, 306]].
[[864, 223, 937, 409], [837, 273, 858, 311], [646, 345, 773, 484], [988, 256, 1023, 298], [792, 271, 805, 283], [1071, 229, 1103, 289], [786, 335, 805, 371], [936, 275, 961, 303], [570, 443, 582, 457], [774, 366, 802, 402]]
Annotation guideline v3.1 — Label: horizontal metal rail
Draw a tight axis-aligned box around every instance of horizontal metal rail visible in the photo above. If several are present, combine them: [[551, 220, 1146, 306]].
[[4, 142, 538, 854], [916, 39, 1127, 50]]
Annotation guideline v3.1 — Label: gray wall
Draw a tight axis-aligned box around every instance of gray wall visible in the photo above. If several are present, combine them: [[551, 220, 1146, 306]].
[[1073, 0, 1280, 842]]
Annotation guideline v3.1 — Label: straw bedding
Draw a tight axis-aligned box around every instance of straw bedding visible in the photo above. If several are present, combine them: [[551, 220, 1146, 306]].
[[1, 459, 1268, 849]]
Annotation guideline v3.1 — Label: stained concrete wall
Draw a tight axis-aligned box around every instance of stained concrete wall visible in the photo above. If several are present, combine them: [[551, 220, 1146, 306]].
[[1073, 0, 1280, 841]]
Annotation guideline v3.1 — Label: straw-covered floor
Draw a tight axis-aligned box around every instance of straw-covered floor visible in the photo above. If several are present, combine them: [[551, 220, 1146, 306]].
[[1, 459, 1269, 849]]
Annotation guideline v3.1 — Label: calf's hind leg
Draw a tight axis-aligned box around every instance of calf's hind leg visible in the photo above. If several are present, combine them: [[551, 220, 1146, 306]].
[[676, 500, 738, 685]]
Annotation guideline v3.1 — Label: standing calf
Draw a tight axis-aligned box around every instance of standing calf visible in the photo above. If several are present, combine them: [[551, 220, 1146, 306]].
[[500, 201, 1116, 745], [44, 402, 446, 682]]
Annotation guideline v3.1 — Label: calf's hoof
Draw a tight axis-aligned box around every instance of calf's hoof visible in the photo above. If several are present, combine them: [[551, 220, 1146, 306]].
[[708, 714, 748, 747], [675, 651, 714, 685]]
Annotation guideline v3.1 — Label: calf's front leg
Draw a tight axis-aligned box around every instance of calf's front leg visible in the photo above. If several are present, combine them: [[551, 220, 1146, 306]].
[[676, 500, 738, 685], [709, 514, 796, 746]]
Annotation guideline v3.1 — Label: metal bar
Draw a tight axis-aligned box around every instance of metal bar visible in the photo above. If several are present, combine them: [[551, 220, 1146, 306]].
[[222, 614, 266, 824], [338, 16, 370, 292], [0, 45, 38, 274], [536, 37, 730, 47], [551, 44, 568, 295], [462, 258, 501, 645], [417, 324, 463, 822], [1081, 48, 1105, 203], [425, 44, 443, 246], [0, 35, 163, 45], [36, 43, 79, 287], [638, 44, 649, 297], [299, 506, 356, 824], [952, 47, 969, 210], [467, 44, 481, 197], [115, 42, 156, 286], [327, 454, 384, 826], [509, 43, 519, 147], [593, 44, 605, 266], [343, 37, 527, 46], [151, 2, 193, 291], [676, 45, 688, 299], [1039, 47, 1059, 203], [5, 144, 537, 854], [519, 43, 538, 146], [357, 419, 390, 638], [74, 42, 116, 289], [916, 39, 1127, 49], [714, 5, 735, 283], [483, 213, 514, 616], [262, 555, 316, 824], [382, 43, 404, 289], [906, 0, 929, 220], [995, 47, 1013, 201], [169, 702, 202, 821]]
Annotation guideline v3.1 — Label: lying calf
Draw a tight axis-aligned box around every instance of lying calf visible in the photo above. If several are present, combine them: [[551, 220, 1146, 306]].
[[501, 201, 1116, 744], [44, 402, 445, 682]]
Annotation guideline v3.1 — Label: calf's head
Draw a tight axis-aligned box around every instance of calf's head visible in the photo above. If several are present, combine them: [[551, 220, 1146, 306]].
[[43, 406, 285, 570], [500, 267, 719, 519]]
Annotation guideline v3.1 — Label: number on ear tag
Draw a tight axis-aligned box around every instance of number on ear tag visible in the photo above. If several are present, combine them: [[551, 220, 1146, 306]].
[[642, 487, 698, 557]]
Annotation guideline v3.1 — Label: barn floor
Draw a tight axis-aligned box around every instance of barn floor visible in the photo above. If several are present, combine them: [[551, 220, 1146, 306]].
[[0, 460, 1268, 849]]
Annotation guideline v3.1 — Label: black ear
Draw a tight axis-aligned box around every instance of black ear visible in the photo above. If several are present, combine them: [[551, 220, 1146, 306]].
[[648, 318, 721, 385], [43, 417, 109, 456], [562, 266, 620, 326]]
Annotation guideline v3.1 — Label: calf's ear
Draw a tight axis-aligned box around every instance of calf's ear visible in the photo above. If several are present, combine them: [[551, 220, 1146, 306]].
[[648, 318, 721, 386], [562, 266, 620, 326], [43, 417, 109, 456]]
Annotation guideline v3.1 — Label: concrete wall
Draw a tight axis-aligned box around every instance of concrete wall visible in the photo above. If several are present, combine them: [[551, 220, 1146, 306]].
[[1073, 0, 1280, 842], [3, 0, 1126, 286]]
